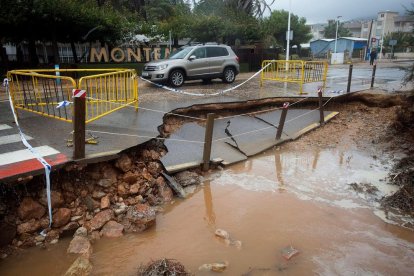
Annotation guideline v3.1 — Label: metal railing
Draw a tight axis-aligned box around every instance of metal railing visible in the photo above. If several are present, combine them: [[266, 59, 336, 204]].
[[260, 60, 328, 94], [7, 69, 138, 124]]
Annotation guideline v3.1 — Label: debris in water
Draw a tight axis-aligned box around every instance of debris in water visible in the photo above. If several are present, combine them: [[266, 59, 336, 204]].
[[281, 245, 300, 260], [138, 258, 191, 276], [215, 229, 230, 239], [215, 229, 242, 249], [198, 261, 229, 272]]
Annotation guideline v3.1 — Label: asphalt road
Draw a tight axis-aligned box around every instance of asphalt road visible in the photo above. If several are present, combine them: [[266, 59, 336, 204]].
[[0, 61, 410, 181]]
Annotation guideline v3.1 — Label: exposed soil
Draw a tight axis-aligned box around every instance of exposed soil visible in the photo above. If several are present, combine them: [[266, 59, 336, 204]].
[[281, 91, 414, 218]]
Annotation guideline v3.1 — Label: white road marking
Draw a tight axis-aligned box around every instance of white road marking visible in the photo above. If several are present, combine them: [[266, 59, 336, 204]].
[[0, 134, 32, 145], [0, 146, 59, 166], [0, 124, 12, 131]]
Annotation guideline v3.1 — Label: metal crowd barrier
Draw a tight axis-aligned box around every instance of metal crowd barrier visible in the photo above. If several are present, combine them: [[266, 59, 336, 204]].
[[7, 69, 138, 124], [260, 60, 328, 94]]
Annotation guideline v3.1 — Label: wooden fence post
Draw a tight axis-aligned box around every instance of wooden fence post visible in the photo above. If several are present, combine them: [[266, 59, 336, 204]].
[[276, 103, 289, 140], [73, 90, 86, 159], [347, 64, 353, 92], [202, 113, 215, 171], [370, 64, 377, 88], [318, 90, 324, 125]]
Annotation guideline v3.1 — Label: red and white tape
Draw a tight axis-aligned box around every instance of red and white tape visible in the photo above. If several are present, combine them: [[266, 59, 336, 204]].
[[72, 89, 86, 98]]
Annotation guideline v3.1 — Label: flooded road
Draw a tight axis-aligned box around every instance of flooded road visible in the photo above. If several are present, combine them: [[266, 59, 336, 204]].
[[1, 148, 414, 275]]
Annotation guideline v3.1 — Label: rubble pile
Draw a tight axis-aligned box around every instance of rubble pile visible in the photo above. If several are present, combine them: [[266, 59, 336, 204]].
[[0, 142, 183, 256]]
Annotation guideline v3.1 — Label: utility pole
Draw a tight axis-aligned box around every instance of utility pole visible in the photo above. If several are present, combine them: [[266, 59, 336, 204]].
[[286, 0, 292, 63], [380, 11, 387, 59], [334, 16, 342, 53]]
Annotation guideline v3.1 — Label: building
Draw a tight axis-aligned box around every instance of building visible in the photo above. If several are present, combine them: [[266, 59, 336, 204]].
[[308, 10, 414, 50], [309, 23, 327, 41], [310, 37, 367, 58], [343, 21, 363, 37]]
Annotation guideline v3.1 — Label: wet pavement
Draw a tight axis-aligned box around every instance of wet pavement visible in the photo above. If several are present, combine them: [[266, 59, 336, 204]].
[[0, 62, 410, 180]]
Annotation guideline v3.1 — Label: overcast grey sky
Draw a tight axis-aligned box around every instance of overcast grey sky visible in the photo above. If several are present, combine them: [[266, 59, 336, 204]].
[[271, 0, 413, 24]]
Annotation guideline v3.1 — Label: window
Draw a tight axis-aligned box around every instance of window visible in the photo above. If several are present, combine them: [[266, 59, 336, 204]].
[[192, 47, 206, 59], [380, 14, 384, 18], [206, 47, 229, 58]]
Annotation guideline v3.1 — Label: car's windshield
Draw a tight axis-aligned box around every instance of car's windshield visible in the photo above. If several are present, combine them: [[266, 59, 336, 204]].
[[169, 47, 193, 59]]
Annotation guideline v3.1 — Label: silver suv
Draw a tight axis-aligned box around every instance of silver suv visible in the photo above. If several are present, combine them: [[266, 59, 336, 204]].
[[141, 44, 240, 87]]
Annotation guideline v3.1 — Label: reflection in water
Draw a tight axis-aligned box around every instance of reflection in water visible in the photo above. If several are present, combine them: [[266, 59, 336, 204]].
[[312, 149, 320, 171], [202, 180, 216, 227], [274, 150, 285, 190], [214, 148, 398, 211]]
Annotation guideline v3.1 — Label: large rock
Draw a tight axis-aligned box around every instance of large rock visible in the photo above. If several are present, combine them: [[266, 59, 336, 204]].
[[147, 162, 162, 176], [74, 227, 88, 237], [117, 183, 128, 196], [0, 221, 16, 246], [92, 191, 106, 199], [39, 190, 64, 208], [67, 235, 92, 256], [100, 195, 110, 209], [115, 154, 133, 173], [53, 208, 72, 228], [123, 171, 140, 184], [102, 164, 119, 182], [159, 185, 174, 203], [97, 178, 115, 188], [90, 163, 118, 181], [17, 197, 46, 221], [141, 168, 153, 181], [129, 183, 140, 195], [174, 171, 200, 187], [143, 150, 160, 160], [89, 209, 114, 231], [100, 221, 124, 238], [156, 176, 174, 203], [64, 256, 92, 276], [61, 222, 80, 236], [17, 219, 41, 234], [124, 204, 156, 232]]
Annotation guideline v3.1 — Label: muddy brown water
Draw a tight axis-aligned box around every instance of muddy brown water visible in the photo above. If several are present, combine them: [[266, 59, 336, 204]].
[[1, 148, 414, 275]]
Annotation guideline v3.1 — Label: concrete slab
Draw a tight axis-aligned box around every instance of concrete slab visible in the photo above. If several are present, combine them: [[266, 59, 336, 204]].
[[161, 109, 339, 172], [255, 109, 334, 137], [161, 122, 247, 173], [215, 116, 287, 157]]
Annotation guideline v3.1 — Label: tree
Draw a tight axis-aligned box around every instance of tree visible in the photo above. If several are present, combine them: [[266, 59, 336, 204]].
[[0, 0, 131, 65], [323, 20, 352, 38], [261, 10, 312, 50], [384, 32, 414, 53], [191, 0, 261, 44], [403, 3, 414, 84], [224, 0, 275, 17]]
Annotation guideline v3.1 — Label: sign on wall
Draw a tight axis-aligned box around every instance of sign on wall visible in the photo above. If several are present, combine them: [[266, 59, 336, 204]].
[[90, 47, 175, 63]]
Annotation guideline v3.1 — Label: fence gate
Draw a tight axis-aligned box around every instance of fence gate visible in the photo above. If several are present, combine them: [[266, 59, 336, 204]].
[[260, 60, 328, 94], [7, 68, 138, 123]]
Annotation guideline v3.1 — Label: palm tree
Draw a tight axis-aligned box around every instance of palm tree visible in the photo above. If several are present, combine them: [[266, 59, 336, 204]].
[[225, 0, 275, 17]]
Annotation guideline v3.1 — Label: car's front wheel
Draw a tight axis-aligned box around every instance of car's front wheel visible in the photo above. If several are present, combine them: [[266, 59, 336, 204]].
[[222, 67, 236, 83], [169, 70, 185, 87]]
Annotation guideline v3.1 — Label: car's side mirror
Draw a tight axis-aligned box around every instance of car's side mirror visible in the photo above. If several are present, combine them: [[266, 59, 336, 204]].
[[189, 55, 196, 61]]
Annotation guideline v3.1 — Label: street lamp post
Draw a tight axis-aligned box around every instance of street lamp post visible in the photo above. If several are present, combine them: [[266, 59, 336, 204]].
[[380, 11, 388, 60], [334, 16, 342, 53], [286, 0, 292, 62]]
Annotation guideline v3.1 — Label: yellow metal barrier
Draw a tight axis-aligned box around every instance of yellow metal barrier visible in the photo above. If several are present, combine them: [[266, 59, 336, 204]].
[[7, 69, 138, 124], [260, 60, 328, 94]]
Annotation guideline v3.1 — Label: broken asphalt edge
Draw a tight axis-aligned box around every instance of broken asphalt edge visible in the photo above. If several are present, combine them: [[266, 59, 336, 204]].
[[1, 93, 349, 183]]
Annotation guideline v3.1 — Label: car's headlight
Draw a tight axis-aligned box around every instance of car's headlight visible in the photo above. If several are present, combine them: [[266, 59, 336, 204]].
[[155, 64, 168, 70]]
